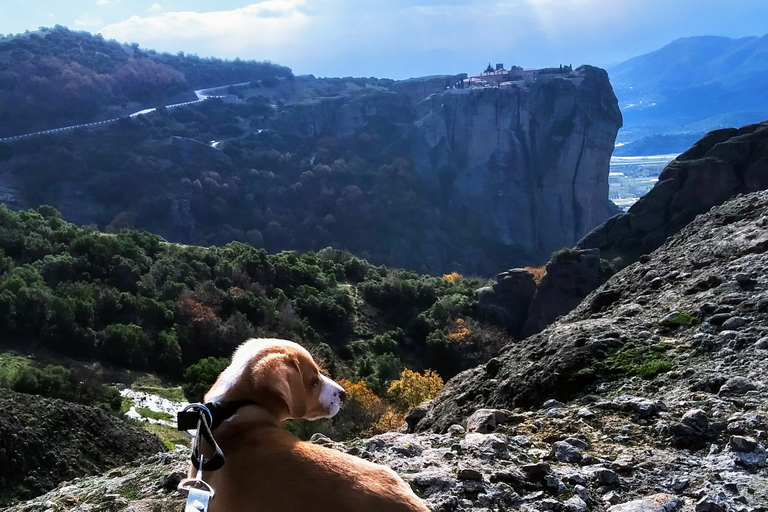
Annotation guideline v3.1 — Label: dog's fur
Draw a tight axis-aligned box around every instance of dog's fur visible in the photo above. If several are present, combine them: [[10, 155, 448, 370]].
[[193, 338, 430, 512]]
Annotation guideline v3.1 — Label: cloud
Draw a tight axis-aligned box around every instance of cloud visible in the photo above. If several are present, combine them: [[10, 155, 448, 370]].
[[96, 0, 768, 79], [100, 1, 312, 59], [96, 0, 120, 5], [148, 4, 162, 12]]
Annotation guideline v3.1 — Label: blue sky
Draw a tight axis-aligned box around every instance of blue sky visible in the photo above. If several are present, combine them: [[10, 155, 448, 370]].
[[1, 1, 767, 79]]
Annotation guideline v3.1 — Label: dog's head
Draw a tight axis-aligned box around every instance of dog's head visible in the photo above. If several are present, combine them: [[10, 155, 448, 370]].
[[205, 338, 346, 421]]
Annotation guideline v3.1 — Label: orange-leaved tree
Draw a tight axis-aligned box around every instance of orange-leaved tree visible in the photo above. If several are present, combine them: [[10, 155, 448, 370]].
[[387, 369, 444, 411], [442, 271, 462, 282], [334, 379, 386, 437]]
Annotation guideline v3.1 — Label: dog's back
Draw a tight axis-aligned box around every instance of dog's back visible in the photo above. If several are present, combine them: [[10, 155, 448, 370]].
[[205, 419, 429, 512]]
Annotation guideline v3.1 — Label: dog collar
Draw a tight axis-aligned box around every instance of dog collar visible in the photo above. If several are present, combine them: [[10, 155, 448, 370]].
[[205, 400, 260, 431]]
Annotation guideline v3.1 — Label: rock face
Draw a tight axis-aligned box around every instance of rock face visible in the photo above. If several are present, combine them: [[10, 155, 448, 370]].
[[0, 389, 166, 502], [274, 68, 622, 268], [477, 248, 611, 340], [476, 268, 537, 337], [419, 189, 768, 433], [521, 248, 609, 338], [578, 120, 768, 267], [413, 66, 622, 264]]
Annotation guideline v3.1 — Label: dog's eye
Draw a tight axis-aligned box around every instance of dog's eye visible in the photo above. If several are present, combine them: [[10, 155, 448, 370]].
[[310, 376, 320, 388]]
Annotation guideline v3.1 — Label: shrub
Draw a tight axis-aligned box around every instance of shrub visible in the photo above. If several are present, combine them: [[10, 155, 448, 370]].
[[442, 272, 462, 282], [387, 369, 444, 411], [332, 379, 386, 438], [183, 356, 230, 402], [550, 247, 581, 264], [524, 266, 546, 283]]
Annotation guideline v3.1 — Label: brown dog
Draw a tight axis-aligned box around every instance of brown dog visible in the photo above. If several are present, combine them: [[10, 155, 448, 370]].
[[192, 338, 431, 512]]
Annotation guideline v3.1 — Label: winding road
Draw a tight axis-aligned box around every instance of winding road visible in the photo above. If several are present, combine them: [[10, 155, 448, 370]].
[[0, 81, 253, 143]]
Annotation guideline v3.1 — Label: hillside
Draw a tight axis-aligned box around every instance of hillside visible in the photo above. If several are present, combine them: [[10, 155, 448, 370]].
[[609, 34, 768, 154], [0, 203, 499, 395], [0, 26, 291, 137]]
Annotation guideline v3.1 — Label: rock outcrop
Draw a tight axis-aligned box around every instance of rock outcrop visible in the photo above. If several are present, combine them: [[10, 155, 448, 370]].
[[413, 66, 622, 265], [578, 120, 768, 267], [420, 189, 768, 433], [521, 248, 610, 338]]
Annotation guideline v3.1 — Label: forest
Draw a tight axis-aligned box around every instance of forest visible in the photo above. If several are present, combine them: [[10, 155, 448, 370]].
[[0, 204, 512, 420], [0, 26, 292, 137]]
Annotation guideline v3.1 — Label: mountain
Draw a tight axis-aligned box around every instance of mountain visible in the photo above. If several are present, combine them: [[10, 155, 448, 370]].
[[609, 34, 768, 154], [0, 29, 622, 274]]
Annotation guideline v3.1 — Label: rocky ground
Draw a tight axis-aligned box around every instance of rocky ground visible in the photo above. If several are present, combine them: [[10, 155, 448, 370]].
[[0, 390, 166, 506], [5, 191, 768, 511]]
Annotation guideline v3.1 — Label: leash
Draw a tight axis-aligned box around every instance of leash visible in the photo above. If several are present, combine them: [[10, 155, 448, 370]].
[[175, 401, 258, 511]]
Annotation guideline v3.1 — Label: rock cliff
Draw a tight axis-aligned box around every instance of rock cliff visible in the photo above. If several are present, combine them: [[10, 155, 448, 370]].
[[412, 66, 622, 265], [578, 120, 768, 267], [270, 68, 621, 269]]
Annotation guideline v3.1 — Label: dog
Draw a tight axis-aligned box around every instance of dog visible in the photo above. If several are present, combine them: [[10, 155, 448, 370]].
[[192, 338, 431, 512]]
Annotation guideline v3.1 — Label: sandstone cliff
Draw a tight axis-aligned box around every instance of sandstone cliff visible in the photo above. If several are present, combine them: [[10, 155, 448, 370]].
[[412, 66, 622, 265]]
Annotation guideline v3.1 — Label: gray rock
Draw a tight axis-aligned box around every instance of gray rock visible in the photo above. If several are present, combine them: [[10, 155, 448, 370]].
[[695, 495, 728, 512], [565, 495, 589, 512], [553, 441, 583, 463], [578, 408, 596, 419], [608, 494, 680, 512], [755, 336, 768, 349], [721, 316, 747, 330], [309, 433, 333, 445], [718, 376, 757, 396], [405, 403, 430, 433], [466, 409, 506, 433], [457, 466, 483, 481], [476, 269, 537, 337], [681, 409, 709, 433], [609, 395, 668, 419], [588, 467, 620, 487], [447, 424, 466, 436], [669, 476, 690, 493], [726, 436, 767, 468], [542, 399, 567, 409], [565, 437, 589, 450]]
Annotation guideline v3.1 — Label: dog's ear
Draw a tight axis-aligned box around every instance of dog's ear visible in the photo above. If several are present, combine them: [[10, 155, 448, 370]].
[[257, 354, 307, 420]]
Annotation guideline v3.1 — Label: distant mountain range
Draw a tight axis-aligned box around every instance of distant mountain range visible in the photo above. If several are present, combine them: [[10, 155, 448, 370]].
[[609, 34, 768, 155]]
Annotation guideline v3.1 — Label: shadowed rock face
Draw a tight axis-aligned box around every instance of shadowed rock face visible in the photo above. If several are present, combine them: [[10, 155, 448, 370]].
[[412, 66, 622, 265], [578, 120, 768, 267]]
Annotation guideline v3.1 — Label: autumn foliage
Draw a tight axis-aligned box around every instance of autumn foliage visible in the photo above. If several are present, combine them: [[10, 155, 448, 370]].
[[387, 368, 444, 411], [525, 266, 547, 283], [446, 318, 471, 341], [442, 272, 463, 282]]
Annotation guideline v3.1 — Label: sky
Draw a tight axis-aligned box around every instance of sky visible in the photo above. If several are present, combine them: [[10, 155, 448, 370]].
[[1, 1, 767, 79]]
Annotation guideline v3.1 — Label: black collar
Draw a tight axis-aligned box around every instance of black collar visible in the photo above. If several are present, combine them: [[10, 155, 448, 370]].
[[205, 400, 259, 431]]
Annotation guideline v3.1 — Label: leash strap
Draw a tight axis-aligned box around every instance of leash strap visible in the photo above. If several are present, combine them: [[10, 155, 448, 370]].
[[177, 404, 226, 472]]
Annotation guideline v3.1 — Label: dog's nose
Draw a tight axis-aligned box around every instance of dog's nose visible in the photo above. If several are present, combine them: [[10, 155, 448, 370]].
[[337, 389, 347, 402]]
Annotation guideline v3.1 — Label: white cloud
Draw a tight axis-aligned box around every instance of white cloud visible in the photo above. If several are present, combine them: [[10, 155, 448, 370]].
[[149, 4, 163, 13], [96, 0, 120, 5], [100, 1, 312, 59]]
